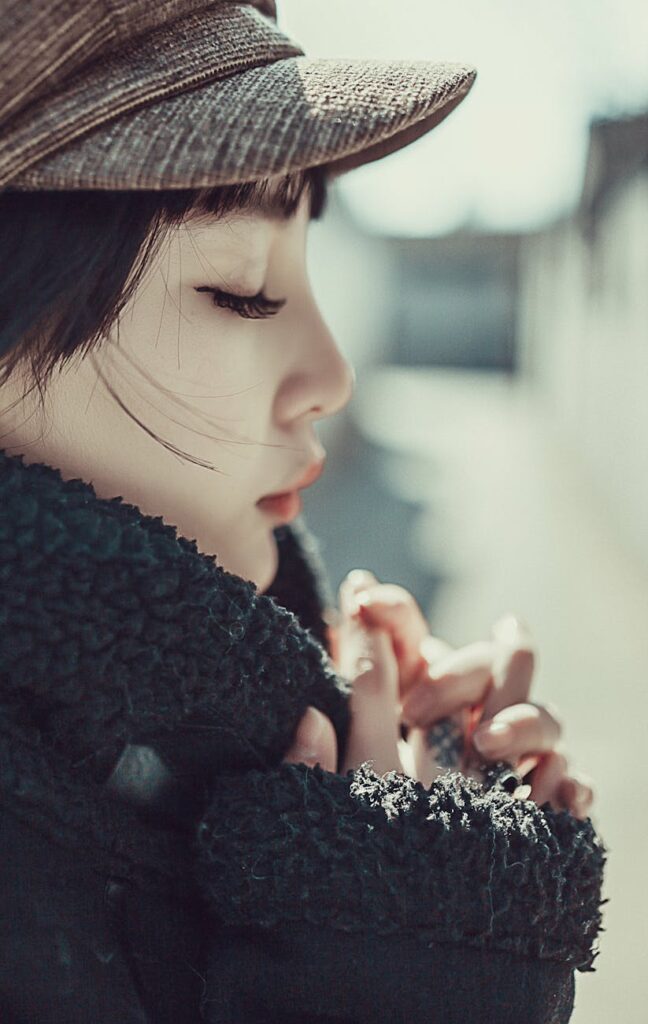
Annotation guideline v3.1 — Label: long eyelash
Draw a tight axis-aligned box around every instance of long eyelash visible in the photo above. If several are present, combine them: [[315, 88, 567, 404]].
[[194, 286, 286, 319]]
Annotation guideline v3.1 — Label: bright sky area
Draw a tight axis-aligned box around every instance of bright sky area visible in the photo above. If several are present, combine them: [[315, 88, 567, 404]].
[[279, 0, 648, 237]]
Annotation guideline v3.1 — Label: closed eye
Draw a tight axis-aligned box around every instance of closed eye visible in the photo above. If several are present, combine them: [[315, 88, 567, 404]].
[[194, 286, 286, 319]]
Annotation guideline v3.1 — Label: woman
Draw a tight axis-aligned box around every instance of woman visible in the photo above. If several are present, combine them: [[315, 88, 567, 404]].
[[0, 2, 605, 1022]]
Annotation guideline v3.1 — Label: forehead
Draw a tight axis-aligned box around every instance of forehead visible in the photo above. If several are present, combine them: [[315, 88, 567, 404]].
[[174, 188, 310, 285]]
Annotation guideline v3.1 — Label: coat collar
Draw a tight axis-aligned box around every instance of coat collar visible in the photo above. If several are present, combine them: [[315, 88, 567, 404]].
[[0, 447, 350, 883]]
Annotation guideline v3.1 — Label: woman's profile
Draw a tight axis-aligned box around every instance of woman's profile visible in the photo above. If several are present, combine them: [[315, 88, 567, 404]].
[[0, 2, 605, 1021]]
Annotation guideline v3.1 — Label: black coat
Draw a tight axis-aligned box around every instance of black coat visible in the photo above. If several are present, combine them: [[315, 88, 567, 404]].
[[0, 449, 606, 1023]]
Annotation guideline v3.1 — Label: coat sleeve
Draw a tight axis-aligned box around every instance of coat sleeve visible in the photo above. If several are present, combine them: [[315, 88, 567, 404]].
[[193, 762, 606, 1024]]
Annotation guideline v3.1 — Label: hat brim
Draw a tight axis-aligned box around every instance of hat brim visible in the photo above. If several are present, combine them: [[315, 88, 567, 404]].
[[7, 55, 476, 191]]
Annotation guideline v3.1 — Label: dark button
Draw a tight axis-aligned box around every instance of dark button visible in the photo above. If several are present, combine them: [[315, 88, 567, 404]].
[[228, 621, 245, 641]]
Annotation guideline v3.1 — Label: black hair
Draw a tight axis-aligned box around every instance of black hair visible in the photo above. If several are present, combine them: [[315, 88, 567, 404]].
[[0, 165, 329, 407]]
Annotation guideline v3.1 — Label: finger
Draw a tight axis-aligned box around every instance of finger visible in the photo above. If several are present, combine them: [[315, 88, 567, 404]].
[[347, 627, 400, 700], [527, 750, 569, 810], [492, 613, 535, 651], [557, 772, 595, 820], [479, 614, 536, 722], [338, 568, 380, 618], [400, 641, 496, 727], [283, 706, 337, 773], [471, 701, 562, 762], [338, 607, 397, 693], [337, 570, 398, 694], [337, 572, 402, 776], [341, 624, 403, 776], [419, 634, 454, 667], [325, 622, 340, 666], [344, 622, 400, 751], [352, 583, 431, 694]]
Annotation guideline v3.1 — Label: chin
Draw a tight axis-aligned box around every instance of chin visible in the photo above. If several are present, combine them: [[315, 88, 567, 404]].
[[257, 548, 279, 594], [218, 522, 278, 594], [248, 530, 279, 595]]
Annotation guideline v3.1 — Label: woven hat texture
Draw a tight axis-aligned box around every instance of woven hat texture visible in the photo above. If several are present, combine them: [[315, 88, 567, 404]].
[[0, 0, 477, 191]]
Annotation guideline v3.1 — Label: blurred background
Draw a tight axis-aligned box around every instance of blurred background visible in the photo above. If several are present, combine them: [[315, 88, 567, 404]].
[[279, 1, 648, 1020]]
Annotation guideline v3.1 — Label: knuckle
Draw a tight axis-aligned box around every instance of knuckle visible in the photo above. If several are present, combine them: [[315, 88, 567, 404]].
[[420, 635, 452, 664], [393, 586, 416, 609], [379, 581, 412, 600], [532, 700, 563, 741], [378, 584, 416, 617]]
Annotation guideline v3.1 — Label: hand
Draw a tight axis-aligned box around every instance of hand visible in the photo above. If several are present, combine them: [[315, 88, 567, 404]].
[[348, 572, 595, 820], [283, 569, 403, 778], [332, 569, 402, 775]]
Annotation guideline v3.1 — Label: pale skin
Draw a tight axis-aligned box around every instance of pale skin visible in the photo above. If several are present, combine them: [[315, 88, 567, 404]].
[[0, 175, 594, 818]]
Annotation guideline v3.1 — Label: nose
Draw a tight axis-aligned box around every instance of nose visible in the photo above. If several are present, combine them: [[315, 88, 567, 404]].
[[274, 294, 355, 425]]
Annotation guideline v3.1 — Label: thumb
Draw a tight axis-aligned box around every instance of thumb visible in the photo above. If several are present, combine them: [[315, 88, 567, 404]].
[[283, 706, 337, 773]]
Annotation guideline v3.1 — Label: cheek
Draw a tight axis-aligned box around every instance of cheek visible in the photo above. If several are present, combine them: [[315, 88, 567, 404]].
[[187, 341, 275, 439], [123, 298, 268, 406]]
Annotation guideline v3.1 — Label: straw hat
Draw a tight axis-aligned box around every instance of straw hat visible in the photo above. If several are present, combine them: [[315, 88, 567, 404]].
[[0, 0, 476, 192]]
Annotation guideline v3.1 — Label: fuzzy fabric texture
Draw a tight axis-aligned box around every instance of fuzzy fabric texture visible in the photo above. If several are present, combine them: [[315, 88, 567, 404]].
[[0, 447, 350, 894], [197, 762, 604, 970], [0, 447, 607, 1021], [0, 448, 351, 772]]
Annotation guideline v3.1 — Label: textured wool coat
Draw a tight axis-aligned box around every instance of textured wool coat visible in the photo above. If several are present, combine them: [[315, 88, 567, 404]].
[[0, 448, 606, 1023]]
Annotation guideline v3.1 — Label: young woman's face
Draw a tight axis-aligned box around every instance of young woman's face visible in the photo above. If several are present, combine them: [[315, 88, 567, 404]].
[[0, 177, 355, 592]]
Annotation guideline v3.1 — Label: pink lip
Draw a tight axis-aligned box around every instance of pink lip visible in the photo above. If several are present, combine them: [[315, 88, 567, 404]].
[[255, 458, 326, 523], [284, 458, 326, 494], [256, 491, 303, 522]]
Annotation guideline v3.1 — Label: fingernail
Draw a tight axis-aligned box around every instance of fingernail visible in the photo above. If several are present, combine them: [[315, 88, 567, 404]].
[[346, 569, 377, 588], [472, 721, 513, 753], [493, 613, 534, 651], [513, 784, 532, 801], [340, 574, 373, 618], [293, 707, 325, 760]]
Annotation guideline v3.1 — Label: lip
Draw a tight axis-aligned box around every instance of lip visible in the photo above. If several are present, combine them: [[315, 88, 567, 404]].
[[256, 491, 303, 522], [256, 458, 326, 523]]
